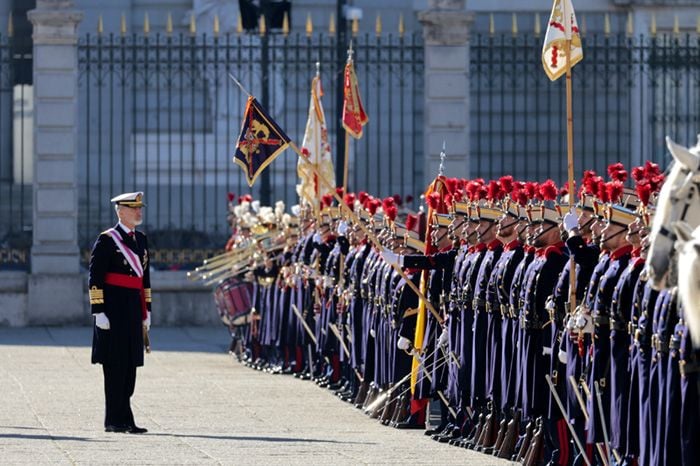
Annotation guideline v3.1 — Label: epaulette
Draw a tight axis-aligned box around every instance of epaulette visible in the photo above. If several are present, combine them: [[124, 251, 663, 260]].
[[544, 245, 564, 258]]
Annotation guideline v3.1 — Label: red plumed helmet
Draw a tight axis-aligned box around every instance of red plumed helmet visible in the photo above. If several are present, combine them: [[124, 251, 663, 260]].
[[631, 166, 645, 182], [385, 205, 398, 221], [406, 214, 417, 231], [335, 187, 345, 197], [321, 193, 334, 208], [382, 197, 395, 213], [227, 192, 236, 202], [392, 194, 403, 207], [539, 179, 558, 201], [644, 161, 661, 179], [367, 199, 380, 215], [606, 181, 624, 203], [344, 193, 356, 210], [524, 182, 539, 200], [358, 191, 369, 205], [636, 180, 652, 206], [239, 194, 253, 204], [426, 192, 441, 210], [499, 175, 514, 195], [607, 162, 627, 182], [487, 180, 502, 201], [445, 177, 460, 195]]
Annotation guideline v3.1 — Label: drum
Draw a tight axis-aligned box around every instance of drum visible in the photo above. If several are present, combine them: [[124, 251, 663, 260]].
[[216, 277, 254, 327]]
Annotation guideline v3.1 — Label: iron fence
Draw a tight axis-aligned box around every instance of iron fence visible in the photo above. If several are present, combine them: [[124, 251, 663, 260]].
[[76, 30, 424, 258], [469, 32, 700, 183]]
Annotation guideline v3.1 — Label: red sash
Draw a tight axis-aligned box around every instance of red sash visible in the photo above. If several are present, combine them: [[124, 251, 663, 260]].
[[104, 272, 147, 320]]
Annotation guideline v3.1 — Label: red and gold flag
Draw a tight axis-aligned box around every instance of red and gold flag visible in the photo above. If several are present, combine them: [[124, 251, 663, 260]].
[[341, 59, 368, 139]]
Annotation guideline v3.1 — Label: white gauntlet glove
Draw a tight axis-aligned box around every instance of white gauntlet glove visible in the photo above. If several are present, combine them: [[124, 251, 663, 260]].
[[95, 312, 110, 330], [397, 336, 412, 351], [563, 211, 579, 234], [143, 311, 151, 331], [381, 247, 403, 267], [438, 327, 449, 348]]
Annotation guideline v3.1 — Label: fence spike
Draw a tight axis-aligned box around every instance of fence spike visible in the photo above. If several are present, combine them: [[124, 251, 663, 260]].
[[214, 13, 220, 36], [511, 13, 518, 36], [352, 17, 359, 37], [329, 13, 336, 34], [580, 14, 587, 36], [604, 13, 611, 36], [144, 12, 150, 35], [534, 12, 540, 37], [237, 15, 243, 34], [626, 12, 633, 37], [489, 13, 495, 36], [260, 14, 267, 36], [673, 14, 679, 35], [97, 14, 103, 35], [282, 11, 289, 36], [375, 14, 382, 37], [121, 12, 127, 36], [398, 13, 404, 37], [650, 12, 657, 37], [305, 13, 312, 37], [166, 12, 173, 35], [190, 13, 196, 35]]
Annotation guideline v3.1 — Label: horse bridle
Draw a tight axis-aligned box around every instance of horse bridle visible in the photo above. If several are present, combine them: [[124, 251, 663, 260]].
[[657, 167, 700, 243]]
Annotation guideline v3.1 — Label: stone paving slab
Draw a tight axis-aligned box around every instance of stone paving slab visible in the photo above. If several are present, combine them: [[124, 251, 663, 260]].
[[0, 327, 515, 465]]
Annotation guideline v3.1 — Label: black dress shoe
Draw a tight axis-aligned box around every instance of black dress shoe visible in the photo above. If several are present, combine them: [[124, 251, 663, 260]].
[[126, 425, 148, 434], [105, 425, 128, 433]]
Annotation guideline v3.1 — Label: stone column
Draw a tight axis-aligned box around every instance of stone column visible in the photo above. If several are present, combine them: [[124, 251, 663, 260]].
[[418, 0, 474, 182], [27, 0, 84, 324]]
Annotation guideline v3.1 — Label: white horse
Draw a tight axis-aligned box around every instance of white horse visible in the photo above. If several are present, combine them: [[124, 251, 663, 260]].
[[646, 136, 700, 290], [674, 222, 700, 347]]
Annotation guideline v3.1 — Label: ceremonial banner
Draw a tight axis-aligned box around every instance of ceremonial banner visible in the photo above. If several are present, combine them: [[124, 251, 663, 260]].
[[233, 96, 291, 186], [297, 75, 336, 206], [341, 59, 368, 139], [542, 0, 583, 81]]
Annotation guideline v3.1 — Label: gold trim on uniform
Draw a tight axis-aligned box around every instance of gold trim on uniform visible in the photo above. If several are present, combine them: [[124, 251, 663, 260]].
[[144, 288, 152, 303], [89, 286, 104, 304]]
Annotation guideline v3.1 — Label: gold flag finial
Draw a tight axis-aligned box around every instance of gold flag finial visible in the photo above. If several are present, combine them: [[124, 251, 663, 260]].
[[7, 11, 13, 37], [534, 12, 541, 37], [214, 14, 220, 36], [282, 11, 289, 36], [375, 14, 382, 37], [398, 14, 404, 37], [166, 12, 173, 35], [352, 17, 359, 37], [144, 12, 150, 35], [121, 13, 127, 36], [489, 13, 495, 36], [259, 14, 266, 36], [97, 14, 104, 35], [673, 14, 680, 35], [604, 13, 611, 36], [626, 12, 634, 37], [237, 15, 243, 34], [329, 13, 336, 34], [650, 12, 657, 37], [511, 13, 518, 36], [305, 13, 313, 36]]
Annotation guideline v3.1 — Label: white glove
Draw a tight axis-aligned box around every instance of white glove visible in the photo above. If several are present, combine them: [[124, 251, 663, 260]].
[[563, 211, 579, 234], [370, 328, 376, 338], [336, 221, 348, 236], [381, 247, 402, 266], [558, 349, 568, 364], [542, 346, 553, 356], [313, 233, 322, 244], [95, 312, 110, 330], [575, 313, 594, 334], [438, 327, 449, 347], [397, 336, 412, 351], [143, 311, 151, 331]]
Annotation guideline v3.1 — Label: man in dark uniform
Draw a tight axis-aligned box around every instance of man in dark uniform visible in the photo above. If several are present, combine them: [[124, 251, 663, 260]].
[[89, 191, 151, 434]]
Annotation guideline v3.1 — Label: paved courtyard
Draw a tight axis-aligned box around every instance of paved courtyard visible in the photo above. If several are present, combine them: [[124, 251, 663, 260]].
[[0, 326, 513, 465]]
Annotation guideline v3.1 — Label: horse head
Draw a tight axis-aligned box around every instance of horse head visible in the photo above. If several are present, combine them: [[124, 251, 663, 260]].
[[673, 220, 700, 347], [647, 136, 700, 289]]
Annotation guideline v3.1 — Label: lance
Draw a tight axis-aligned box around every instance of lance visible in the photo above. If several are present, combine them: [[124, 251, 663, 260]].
[[595, 381, 614, 466], [327, 323, 363, 383], [546, 374, 590, 466]]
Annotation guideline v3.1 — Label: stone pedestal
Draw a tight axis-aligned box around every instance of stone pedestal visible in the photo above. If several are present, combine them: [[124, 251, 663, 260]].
[[419, 0, 474, 181], [27, 1, 85, 324]]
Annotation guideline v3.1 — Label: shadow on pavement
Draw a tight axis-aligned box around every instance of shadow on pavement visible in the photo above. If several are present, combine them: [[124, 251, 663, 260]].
[[0, 327, 231, 354], [0, 433, 106, 442], [148, 432, 376, 445]]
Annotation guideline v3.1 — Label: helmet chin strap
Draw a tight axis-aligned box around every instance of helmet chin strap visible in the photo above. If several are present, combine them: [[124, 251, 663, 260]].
[[477, 222, 495, 241], [601, 227, 627, 246], [531, 223, 557, 242]]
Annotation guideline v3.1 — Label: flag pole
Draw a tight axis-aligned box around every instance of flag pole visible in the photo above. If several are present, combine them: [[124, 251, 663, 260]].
[[289, 140, 443, 325], [342, 42, 354, 190], [565, 17, 577, 316]]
